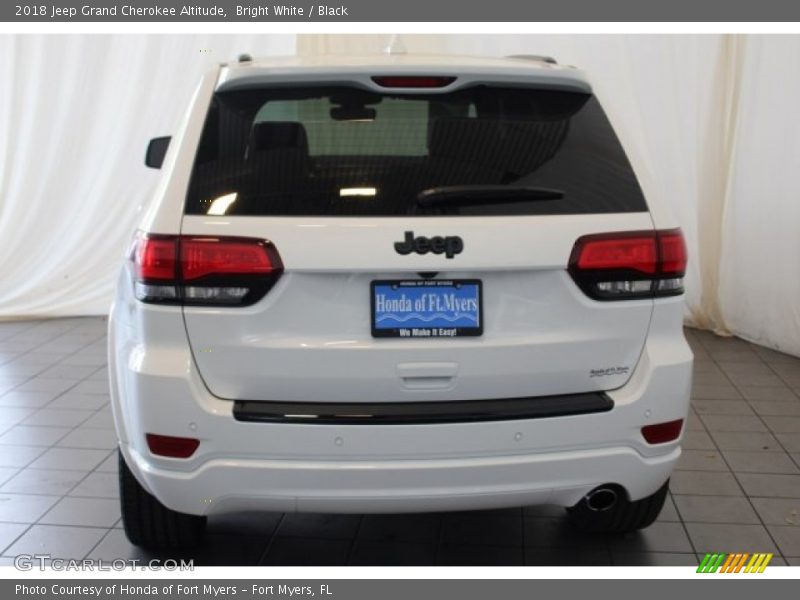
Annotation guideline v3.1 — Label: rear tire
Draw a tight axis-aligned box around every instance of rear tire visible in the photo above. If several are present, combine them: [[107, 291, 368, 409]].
[[118, 450, 207, 549], [566, 480, 669, 534]]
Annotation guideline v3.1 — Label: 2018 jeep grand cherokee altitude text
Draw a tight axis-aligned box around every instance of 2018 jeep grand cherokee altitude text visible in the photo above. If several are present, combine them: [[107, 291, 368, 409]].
[[109, 54, 692, 549]]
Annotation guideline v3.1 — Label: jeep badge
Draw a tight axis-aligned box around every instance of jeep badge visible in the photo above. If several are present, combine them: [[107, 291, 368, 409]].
[[394, 231, 464, 259]]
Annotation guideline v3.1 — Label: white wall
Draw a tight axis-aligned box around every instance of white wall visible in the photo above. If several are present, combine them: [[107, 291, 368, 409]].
[[1, 34, 798, 357], [0, 34, 295, 315]]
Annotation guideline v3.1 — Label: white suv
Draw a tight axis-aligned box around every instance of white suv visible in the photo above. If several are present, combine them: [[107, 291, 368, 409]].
[[109, 53, 692, 549]]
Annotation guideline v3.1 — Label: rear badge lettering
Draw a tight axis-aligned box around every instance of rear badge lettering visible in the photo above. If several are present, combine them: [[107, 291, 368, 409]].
[[590, 367, 630, 377], [394, 231, 464, 259]]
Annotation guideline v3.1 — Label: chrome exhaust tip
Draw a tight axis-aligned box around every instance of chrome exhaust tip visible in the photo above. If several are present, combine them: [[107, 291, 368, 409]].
[[585, 487, 619, 512]]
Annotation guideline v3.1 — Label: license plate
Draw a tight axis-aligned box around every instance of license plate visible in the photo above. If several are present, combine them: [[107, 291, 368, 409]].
[[371, 280, 483, 338]]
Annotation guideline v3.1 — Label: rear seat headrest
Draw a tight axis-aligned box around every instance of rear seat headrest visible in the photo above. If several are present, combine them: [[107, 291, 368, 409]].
[[249, 121, 309, 155], [428, 117, 569, 176]]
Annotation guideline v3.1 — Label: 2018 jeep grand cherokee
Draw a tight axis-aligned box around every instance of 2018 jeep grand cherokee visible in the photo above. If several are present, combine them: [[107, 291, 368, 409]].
[[109, 53, 692, 549]]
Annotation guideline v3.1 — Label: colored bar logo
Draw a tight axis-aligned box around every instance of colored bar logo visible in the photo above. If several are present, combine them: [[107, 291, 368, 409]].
[[697, 552, 773, 573]]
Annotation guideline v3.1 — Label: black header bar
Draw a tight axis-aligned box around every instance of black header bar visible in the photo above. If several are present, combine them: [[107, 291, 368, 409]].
[[4, 0, 800, 22]]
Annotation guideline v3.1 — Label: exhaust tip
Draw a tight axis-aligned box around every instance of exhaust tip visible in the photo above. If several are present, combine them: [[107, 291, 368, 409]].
[[585, 487, 619, 512]]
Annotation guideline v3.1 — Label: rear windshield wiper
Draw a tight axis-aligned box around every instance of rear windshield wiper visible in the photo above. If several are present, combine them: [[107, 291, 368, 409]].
[[416, 185, 564, 208]]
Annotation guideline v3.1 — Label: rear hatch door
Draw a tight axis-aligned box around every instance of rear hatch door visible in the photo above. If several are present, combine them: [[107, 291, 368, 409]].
[[179, 79, 654, 402]]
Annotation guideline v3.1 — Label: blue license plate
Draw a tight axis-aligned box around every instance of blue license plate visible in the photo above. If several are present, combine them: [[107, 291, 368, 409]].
[[371, 280, 483, 338]]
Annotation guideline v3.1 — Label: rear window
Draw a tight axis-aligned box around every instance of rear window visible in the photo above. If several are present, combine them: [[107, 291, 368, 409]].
[[185, 86, 647, 217]]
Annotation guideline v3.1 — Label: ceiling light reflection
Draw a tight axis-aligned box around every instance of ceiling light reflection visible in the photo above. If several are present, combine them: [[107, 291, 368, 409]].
[[339, 187, 377, 198], [207, 192, 238, 215]]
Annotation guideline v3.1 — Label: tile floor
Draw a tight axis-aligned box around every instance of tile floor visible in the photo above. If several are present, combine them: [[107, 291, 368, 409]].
[[0, 318, 798, 566]]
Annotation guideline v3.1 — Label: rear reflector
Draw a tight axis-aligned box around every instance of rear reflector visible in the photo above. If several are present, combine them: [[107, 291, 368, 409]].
[[568, 229, 687, 300], [641, 419, 684, 444], [371, 76, 456, 88], [130, 233, 283, 306], [146, 434, 200, 458]]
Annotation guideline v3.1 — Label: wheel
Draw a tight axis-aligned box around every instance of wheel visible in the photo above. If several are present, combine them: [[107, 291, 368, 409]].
[[566, 480, 669, 534], [118, 450, 207, 549]]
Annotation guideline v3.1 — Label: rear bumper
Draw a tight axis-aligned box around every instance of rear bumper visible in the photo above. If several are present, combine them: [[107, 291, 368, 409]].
[[109, 298, 692, 516], [121, 441, 679, 514]]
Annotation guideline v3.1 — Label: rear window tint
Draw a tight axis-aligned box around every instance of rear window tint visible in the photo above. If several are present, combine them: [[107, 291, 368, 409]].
[[185, 86, 647, 217]]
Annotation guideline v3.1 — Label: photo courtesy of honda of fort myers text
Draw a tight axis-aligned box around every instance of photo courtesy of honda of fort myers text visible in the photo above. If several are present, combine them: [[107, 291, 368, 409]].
[[14, 584, 337, 597]]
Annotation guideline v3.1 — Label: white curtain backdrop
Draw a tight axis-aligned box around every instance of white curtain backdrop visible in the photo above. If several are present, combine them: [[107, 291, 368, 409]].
[[0, 34, 296, 315], [716, 36, 800, 354], [1, 34, 798, 357]]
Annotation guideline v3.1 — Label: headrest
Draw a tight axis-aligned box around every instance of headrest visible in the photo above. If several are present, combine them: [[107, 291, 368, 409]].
[[249, 121, 309, 155], [428, 117, 569, 176], [429, 118, 503, 162]]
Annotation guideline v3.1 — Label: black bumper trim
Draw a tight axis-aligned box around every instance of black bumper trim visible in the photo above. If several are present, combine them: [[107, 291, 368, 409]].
[[232, 393, 613, 425]]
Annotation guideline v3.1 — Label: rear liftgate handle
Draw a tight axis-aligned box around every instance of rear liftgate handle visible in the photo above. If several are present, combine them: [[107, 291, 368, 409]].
[[396, 362, 459, 390]]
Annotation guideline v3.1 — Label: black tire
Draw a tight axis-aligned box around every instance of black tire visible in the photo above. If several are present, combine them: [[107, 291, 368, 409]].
[[118, 450, 207, 549], [566, 480, 669, 534]]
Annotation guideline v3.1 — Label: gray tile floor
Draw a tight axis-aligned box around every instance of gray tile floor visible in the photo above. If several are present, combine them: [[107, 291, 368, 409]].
[[0, 318, 798, 566]]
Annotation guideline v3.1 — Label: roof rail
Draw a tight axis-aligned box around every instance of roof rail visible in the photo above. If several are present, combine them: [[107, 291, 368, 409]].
[[506, 54, 558, 65]]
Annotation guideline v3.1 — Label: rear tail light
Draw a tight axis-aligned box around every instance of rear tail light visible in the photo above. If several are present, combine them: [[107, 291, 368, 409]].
[[130, 233, 283, 306], [371, 76, 456, 88], [568, 229, 687, 300], [641, 419, 684, 444], [146, 433, 200, 458]]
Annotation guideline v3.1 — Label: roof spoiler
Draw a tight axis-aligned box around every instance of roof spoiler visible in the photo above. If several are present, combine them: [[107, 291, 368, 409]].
[[506, 54, 558, 65]]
